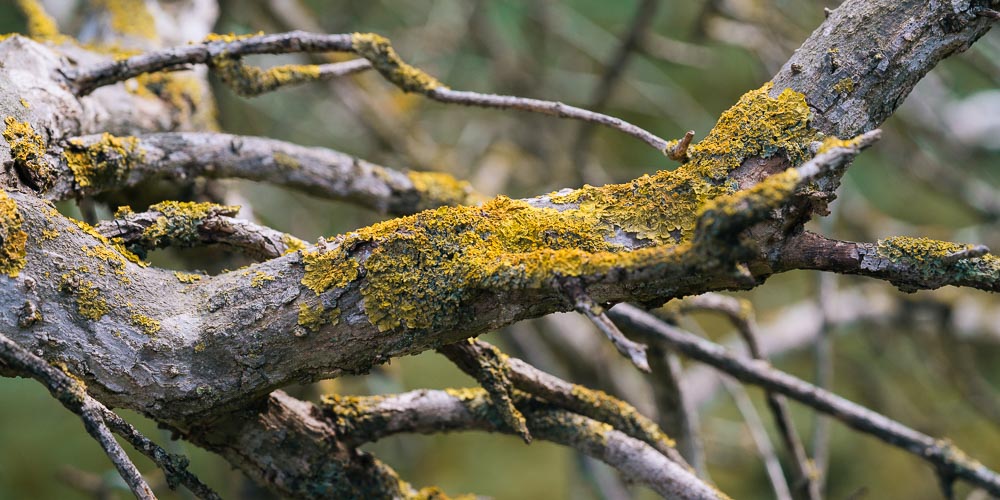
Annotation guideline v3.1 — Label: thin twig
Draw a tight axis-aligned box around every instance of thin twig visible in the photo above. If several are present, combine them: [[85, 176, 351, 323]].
[[564, 280, 650, 372], [682, 294, 820, 499], [0, 334, 154, 499], [69, 31, 672, 152], [610, 303, 1000, 496], [720, 377, 793, 500], [0, 333, 220, 500]]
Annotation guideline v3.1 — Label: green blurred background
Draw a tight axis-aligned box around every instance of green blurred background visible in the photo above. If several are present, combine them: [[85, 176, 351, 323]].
[[2, 0, 1000, 498]]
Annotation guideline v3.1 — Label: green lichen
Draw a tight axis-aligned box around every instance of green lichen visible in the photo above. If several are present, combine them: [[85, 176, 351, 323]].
[[300, 83, 820, 332], [351, 33, 446, 93], [297, 302, 340, 332], [63, 133, 143, 192], [3, 117, 54, 192], [0, 190, 28, 278], [407, 171, 483, 210], [141, 201, 240, 248], [833, 77, 855, 94]]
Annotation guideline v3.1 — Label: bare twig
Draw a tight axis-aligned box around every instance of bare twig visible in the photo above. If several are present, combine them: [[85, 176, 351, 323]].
[[680, 294, 819, 499], [648, 345, 709, 475], [0, 333, 154, 499], [610, 303, 1000, 496], [0, 333, 219, 500], [321, 389, 723, 499], [565, 281, 650, 372], [667, 130, 695, 162], [721, 377, 793, 500]]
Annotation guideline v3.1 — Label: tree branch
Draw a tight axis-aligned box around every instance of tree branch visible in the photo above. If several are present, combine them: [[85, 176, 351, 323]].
[[610, 303, 1000, 496], [320, 388, 724, 499]]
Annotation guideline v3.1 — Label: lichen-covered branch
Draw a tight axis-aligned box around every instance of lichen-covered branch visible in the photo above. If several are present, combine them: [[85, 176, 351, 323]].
[[96, 201, 307, 260], [38, 132, 481, 215], [320, 388, 724, 499], [610, 303, 1000, 496]]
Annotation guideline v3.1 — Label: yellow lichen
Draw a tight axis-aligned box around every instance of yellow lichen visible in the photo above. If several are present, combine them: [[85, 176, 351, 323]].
[[193, 341, 206, 353], [211, 57, 323, 97], [173, 271, 203, 284], [301, 83, 820, 332], [0, 190, 28, 278], [833, 77, 855, 94], [15, 0, 60, 41], [351, 33, 446, 93], [60, 271, 110, 320], [40, 228, 59, 241], [203, 32, 263, 43], [281, 233, 309, 255], [142, 201, 240, 247], [297, 302, 340, 332], [407, 170, 482, 210], [92, 0, 157, 40], [273, 151, 300, 170], [3, 117, 54, 191], [19, 98, 30, 109], [70, 218, 145, 267], [127, 73, 205, 117], [63, 133, 143, 191], [249, 270, 276, 288], [129, 312, 161, 335]]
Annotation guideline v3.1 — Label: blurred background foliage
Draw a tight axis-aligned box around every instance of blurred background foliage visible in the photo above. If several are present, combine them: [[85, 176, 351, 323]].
[[2, 0, 1000, 498]]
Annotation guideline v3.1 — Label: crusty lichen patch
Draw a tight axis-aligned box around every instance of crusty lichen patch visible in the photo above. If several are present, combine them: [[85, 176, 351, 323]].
[[301, 83, 820, 332], [833, 77, 855, 95], [0, 190, 28, 278], [60, 269, 110, 320], [63, 133, 143, 192], [407, 171, 482, 210], [173, 271, 203, 284], [3, 117, 54, 191], [351, 33, 445, 93], [876, 236, 1000, 288], [281, 234, 309, 255], [297, 302, 340, 332], [128, 72, 205, 117], [129, 310, 161, 335]]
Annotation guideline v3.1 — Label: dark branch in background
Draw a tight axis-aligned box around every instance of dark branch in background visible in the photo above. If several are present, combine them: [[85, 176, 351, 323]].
[[320, 388, 722, 499], [0, 332, 219, 500], [571, 0, 660, 178], [69, 31, 677, 154], [678, 294, 820, 499], [610, 303, 1000, 496]]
